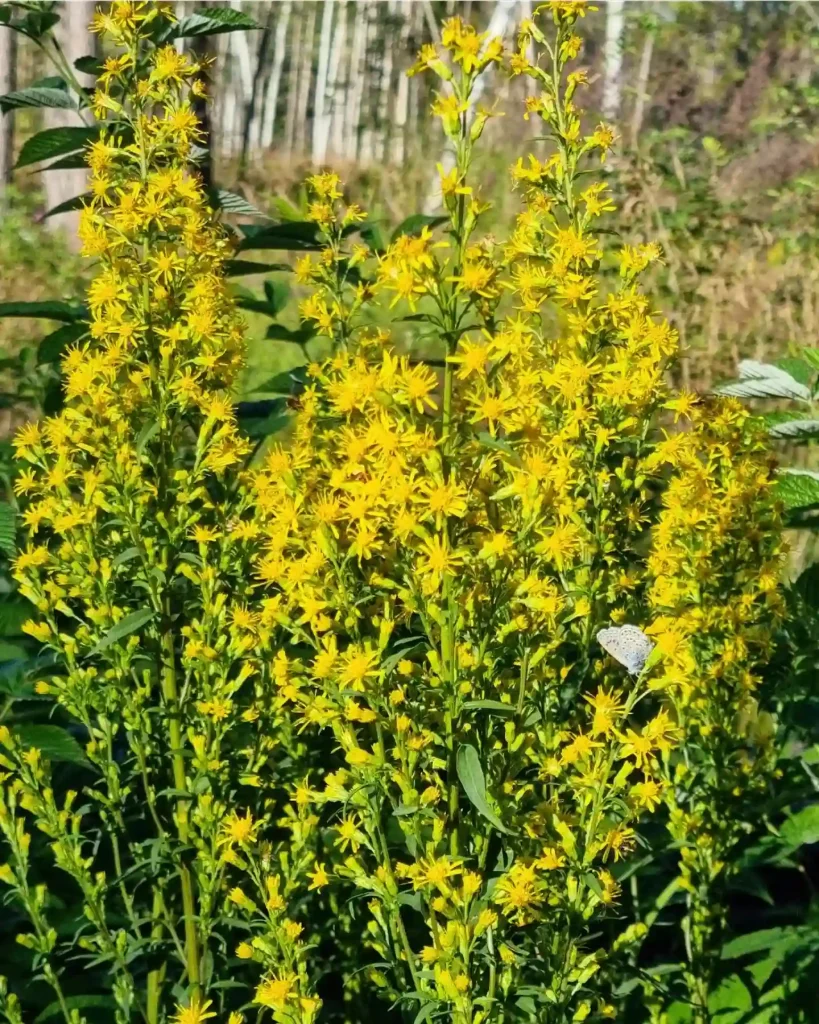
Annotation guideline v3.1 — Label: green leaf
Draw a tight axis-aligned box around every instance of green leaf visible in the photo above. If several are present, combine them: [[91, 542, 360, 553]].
[[224, 259, 291, 278], [0, 641, 27, 661], [456, 743, 512, 835], [42, 192, 90, 219], [801, 346, 819, 372], [38, 322, 88, 364], [15, 125, 98, 169], [0, 598, 34, 636], [265, 323, 314, 344], [42, 151, 90, 171], [12, 725, 88, 767], [721, 927, 805, 960], [0, 501, 15, 557], [34, 995, 118, 1022], [775, 357, 814, 388], [794, 562, 819, 608], [237, 220, 321, 252], [0, 86, 75, 114], [167, 6, 260, 40], [776, 470, 819, 511], [781, 803, 819, 847], [209, 188, 267, 218], [714, 360, 812, 402], [74, 55, 103, 76], [391, 214, 448, 242], [0, 300, 85, 322], [91, 608, 156, 655], [413, 1002, 442, 1024], [463, 699, 516, 715], [767, 418, 819, 440], [0, 6, 59, 42]]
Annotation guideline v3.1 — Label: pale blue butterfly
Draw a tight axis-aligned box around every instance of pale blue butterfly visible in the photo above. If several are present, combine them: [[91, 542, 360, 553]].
[[596, 624, 655, 676]]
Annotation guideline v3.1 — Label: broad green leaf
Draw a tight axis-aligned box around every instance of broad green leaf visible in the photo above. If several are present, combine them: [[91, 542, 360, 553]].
[[42, 151, 89, 171], [715, 360, 811, 402], [38, 322, 88, 364], [13, 725, 88, 766], [224, 259, 291, 278], [391, 214, 448, 242], [0, 501, 15, 557], [776, 470, 819, 511], [15, 125, 98, 169], [794, 562, 819, 608], [775, 357, 814, 388], [0, 641, 27, 661], [781, 803, 819, 847], [0, 6, 59, 41], [0, 598, 34, 636], [237, 220, 321, 252], [721, 926, 806, 960], [74, 55, 103, 76], [0, 86, 75, 113], [166, 6, 259, 40], [0, 300, 85, 322], [209, 188, 267, 218], [42, 192, 90, 219], [456, 743, 512, 834], [91, 608, 156, 655], [767, 418, 819, 440], [265, 323, 314, 344]]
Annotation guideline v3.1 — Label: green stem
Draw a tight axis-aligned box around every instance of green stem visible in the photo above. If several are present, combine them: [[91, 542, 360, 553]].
[[160, 623, 201, 996]]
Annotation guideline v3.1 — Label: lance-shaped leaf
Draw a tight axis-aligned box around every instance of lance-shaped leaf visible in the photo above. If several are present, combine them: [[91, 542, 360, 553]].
[[767, 418, 819, 441], [15, 125, 99, 169], [715, 360, 811, 402], [456, 743, 512, 834], [91, 608, 156, 655], [0, 502, 15, 557], [0, 86, 75, 113], [0, 300, 86, 322], [13, 725, 89, 766]]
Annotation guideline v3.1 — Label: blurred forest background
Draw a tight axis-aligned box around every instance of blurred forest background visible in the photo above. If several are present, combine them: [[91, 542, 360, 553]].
[[1, 0, 819, 403]]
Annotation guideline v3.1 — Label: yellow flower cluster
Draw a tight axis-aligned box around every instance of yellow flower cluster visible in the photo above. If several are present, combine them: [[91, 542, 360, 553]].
[[2, 4, 321, 1021], [247, 3, 784, 1019]]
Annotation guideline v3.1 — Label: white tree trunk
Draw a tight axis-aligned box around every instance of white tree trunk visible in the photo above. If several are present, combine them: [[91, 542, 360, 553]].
[[359, 1, 378, 163], [376, 0, 397, 162], [346, 1, 368, 160], [45, 0, 94, 249], [259, 1, 292, 151], [284, 12, 303, 157], [0, 23, 15, 201], [327, 0, 349, 159], [295, 2, 316, 156], [391, 1, 413, 165], [630, 13, 655, 146], [602, 0, 625, 121], [312, 0, 335, 165]]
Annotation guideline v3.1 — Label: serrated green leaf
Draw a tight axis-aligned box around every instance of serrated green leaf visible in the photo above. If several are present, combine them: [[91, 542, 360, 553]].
[[456, 743, 512, 834], [0, 86, 75, 114], [209, 188, 267, 218], [91, 608, 156, 655], [0, 300, 85, 322], [167, 6, 259, 40], [768, 418, 819, 440], [776, 470, 819, 511], [775, 357, 814, 388], [0, 501, 15, 557], [781, 803, 819, 847], [15, 125, 98, 169], [715, 360, 812, 402], [12, 725, 88, 766]]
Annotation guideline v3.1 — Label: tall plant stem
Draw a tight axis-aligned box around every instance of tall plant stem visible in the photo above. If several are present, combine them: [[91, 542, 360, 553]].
[[161, 620, 201, 996]]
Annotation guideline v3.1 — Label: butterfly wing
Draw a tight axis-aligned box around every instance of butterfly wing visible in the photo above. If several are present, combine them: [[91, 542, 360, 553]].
[[596, 625, 655, 676]]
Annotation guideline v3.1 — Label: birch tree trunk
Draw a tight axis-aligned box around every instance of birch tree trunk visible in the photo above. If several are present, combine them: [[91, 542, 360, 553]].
[[295, 2, 316, 157], [359, 1, 378, 163], [240, 3, 274, 178], [602, 0, 625, 121], [284, 12, 303, 157], [376, 1, 398, 162], [312, 0, 335, 165], [45, 0, 94, 249], [346, 1, 368, 160], [259, 1, 291, 151], [391, 1, 413, 165], [328, 0, 349, 159], [630, 12, 656, 147], [0, 23, 15, 204]]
